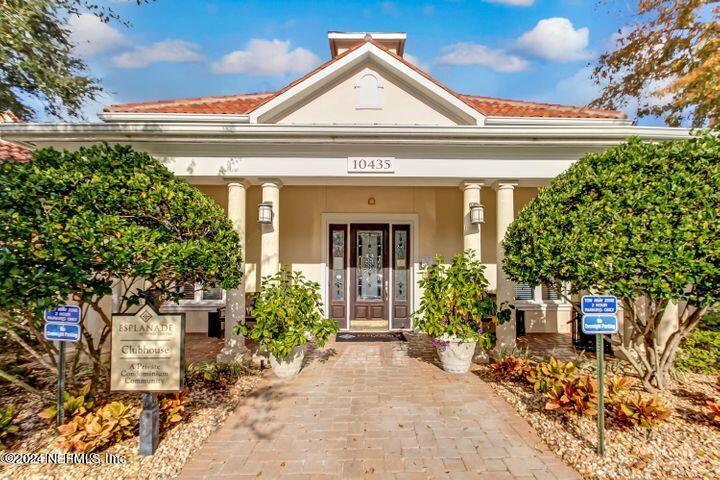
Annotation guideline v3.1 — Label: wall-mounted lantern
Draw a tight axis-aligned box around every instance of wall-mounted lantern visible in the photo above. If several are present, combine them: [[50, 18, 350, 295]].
[[258, 201, 273, 224], [469, 202, 484, 225]]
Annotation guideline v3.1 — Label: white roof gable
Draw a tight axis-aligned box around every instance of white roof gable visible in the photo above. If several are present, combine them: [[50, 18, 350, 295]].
[[249, 41, 485, 126]]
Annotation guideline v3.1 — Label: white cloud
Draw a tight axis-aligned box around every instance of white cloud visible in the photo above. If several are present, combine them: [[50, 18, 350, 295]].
[[553, 67, 599, 105], [381, 2, 399, 15], [112, 40, 203, 68], [540, 67, 667, 119], [404, 53, 430, 72], [516, 17, 592, 62], [212, 39, 321, 76], [435, 43, 529, 72], [67, 13, 127, 56], [482, 0, 534, 6]]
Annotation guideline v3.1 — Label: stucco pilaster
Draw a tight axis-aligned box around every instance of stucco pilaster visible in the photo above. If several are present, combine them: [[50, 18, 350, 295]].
[[494, 181, 518, 354], [461, 181, 483, 259], [217, 178, 250, 363]]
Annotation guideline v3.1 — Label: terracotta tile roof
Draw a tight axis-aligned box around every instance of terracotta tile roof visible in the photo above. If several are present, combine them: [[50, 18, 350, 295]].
[[0, 112, 31, 162], [105, 37, 626, 121], [459, 95, 627, 119], [105, 92, 274, 114], [0, 140, 32, 162]]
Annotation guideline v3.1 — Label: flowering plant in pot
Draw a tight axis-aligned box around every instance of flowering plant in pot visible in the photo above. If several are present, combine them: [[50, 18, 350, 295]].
[[413, 250, 512, 374], [234, 267, 339, 378]]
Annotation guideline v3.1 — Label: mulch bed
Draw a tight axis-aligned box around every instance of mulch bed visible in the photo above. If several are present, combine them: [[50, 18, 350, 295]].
[[0, 370, 262, 480], [475, 363, 720, 479]]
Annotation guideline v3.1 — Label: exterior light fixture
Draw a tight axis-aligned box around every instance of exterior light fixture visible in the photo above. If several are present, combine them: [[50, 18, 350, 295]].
[[469, 202, 484, 225], [258, 201, 273, 224]]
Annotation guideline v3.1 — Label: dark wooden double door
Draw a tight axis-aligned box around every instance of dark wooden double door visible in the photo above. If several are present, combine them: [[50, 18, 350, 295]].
[[328, 223, 411, 330]]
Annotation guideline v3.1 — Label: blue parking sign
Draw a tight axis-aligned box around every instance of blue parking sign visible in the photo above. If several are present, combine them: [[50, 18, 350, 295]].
[[582, 315, 619, 334], [581, 295, 618, 315], [44, 322, 81, 342], [44, 305, 81, 324]]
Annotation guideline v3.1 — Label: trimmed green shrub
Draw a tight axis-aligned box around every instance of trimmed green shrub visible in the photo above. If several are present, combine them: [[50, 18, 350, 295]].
[[700, 312, 720, 332], [503, 133, 720, 391], [675, 330, 720, 374]]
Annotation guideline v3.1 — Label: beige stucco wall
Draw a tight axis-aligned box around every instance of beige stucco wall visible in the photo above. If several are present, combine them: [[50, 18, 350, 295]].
[[196, 184, 539, 293], [274, 62, 464, 125], [522, 307, 573, 334], [185, 310, 211, 333], [280, 186, 463, 282]]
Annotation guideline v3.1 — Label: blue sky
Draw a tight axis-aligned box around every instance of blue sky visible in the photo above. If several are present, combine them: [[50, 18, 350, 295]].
[[68, 0, 655, 123]]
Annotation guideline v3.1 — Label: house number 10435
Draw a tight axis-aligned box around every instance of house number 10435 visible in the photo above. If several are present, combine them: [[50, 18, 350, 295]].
[[347, 157, 395, 174]]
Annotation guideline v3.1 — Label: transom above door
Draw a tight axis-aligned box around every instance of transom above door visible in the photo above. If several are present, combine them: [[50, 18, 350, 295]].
[[328, 222, 411, 331]]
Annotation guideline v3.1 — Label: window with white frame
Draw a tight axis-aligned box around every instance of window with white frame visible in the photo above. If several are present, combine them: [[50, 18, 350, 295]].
[[515, 282, 534, 300], [178, 283, 224, 302], [542, 283, 561, 301], [515, 282, 565, 302]]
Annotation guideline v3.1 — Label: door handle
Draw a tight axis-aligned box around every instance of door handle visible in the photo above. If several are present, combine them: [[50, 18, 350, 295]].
[[384, 280, 389, 301]]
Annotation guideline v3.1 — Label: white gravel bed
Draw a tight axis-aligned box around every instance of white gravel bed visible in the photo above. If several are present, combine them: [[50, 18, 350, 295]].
[[0, 372, 261, 480], [477, 367, 720, 479]]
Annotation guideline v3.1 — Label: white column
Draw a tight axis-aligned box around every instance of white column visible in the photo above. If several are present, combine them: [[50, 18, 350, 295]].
[[217, 179, 249, 362], [495, 181, 518, 354], [461, 182, 483, 259], [260, 180, 281, 277]]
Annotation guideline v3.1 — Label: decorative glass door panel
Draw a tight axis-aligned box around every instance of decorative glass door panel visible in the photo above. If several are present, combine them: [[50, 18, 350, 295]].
[[328, 225, 347, 329], [350, 224, 389, 322], [392, 225, 411, 328], [357, 230, 383, 300]]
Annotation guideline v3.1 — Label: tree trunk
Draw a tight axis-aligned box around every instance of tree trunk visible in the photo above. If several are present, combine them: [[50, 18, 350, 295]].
[[0, 368, 54, 401]]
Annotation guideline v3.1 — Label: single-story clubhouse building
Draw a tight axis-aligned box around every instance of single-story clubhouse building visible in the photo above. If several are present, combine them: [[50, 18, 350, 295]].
[[0, 32, 689, 357]]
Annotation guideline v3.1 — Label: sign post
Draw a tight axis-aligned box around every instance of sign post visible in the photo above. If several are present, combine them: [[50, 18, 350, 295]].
[[43, 305, 81, 426], [111, 303, 184, 456], [581, 295, 618, 457]]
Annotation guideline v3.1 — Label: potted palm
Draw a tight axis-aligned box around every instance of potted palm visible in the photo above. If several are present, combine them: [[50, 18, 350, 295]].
[[413, 250, 512, 374], [235, 267, 339, 378]]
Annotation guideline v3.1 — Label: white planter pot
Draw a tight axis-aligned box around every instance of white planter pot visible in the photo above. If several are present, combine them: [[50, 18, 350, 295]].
[[436, 338, 477, 374], [269, 345, 305, 378]]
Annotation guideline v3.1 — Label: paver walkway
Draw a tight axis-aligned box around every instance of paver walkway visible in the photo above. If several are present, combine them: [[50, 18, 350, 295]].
[[179, 340, 580, 480]]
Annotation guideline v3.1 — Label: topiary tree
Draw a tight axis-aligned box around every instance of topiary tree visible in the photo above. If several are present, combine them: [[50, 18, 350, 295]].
[[503, 132, 720, 392], [0, 143, 243, 393]]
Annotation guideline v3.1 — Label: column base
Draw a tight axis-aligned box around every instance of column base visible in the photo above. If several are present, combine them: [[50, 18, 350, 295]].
[[491, 336, 517, 360], [216, 336, 249, 364]]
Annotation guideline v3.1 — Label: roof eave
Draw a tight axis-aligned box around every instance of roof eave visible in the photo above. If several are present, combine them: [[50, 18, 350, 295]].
[[0, 122, 691, 150], [98, 112, 251, 123], [484, 116, 634, 126]]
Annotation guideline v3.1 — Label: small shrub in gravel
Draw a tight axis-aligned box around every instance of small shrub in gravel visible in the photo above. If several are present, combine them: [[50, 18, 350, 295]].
[[186, 361, 246, 388], [545, 374, 599, 416], [526, 357, 578, 393], [490, 355, 530, 382], [38, 383, 94, 421], [605, 375, 634, 401], [707, 401, 720, 424], [609, 393, 671, 429], [56, 401, 138, 453], [0, 405, 19, 446], [159, 387, 191, 430]]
